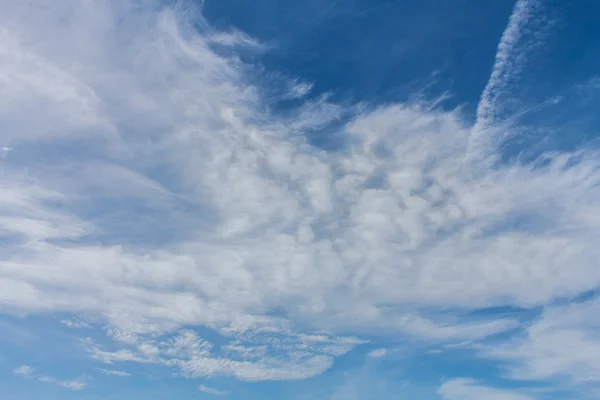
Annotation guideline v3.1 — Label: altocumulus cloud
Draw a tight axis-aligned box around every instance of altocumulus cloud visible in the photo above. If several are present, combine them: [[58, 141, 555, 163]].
[[1, 0, 600, 395]]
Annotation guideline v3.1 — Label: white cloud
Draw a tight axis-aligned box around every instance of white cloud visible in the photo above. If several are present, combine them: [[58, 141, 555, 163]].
[[61, 319, 91, 329], [438, 379, 536, 400], [207, 30, 267, 51], [96, 368, 131, 377], [285, 80, 314, 99], [198, 384, 228, 396], [39, 376, 87, 391], [474, 0, 541, 125], [482, 297, 600, 384], [1, 0, 600, 388], [86, 329, 354, 381], [14, 364, 87, 390], [13, 365, 34, 377], [367, 348, 387, 358], [471, 0, 548, 153]]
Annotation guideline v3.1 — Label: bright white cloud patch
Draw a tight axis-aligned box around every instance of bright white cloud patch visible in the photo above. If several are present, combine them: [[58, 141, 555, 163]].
[[0, 0, 599, 394]]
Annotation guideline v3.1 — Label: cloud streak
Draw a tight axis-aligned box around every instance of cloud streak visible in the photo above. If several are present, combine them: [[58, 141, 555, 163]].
[[38, 376, 87, 391], [96, 368, 131, 377], [198, 384, 228, 396], [13, 364, 87, 390], [471, 0, 547, 153]]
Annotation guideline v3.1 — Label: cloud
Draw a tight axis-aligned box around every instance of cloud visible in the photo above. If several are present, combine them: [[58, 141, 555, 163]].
[[86, 329, 357, 381], [61, 319, 91, 329], [14, 364, 87, 390], [438, 379, 536, 400], [475, 0, 540, 125], [198, 384, 228, 396], [482, 297, 600, 384], [13, 365, 34, 377], [207, 30, 268, 52], [283, 80, 314, 100], [367, 348, 387, 358], [1, 0, 600, 390], [96, 368, 131, 377], [471, 0, 548, 152], [39, 376, 87, 391]]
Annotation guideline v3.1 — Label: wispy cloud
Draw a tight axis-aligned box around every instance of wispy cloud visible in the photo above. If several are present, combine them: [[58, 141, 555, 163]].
[[198, 384, 228, 396], [207, 30, 268, 52], [284, 80, 314, 100], [472, 0, 547, 144], [96, 368, 131, 377], [13, 365, 34, 377], [367, 348, 387, 358], [482, 297, 600, 385], [39, 376, 87, 391], [14, 364, 87, 390], [60, 319, 91, 329]]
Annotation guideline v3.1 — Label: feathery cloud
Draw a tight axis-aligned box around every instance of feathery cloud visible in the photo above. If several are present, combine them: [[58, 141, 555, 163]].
[[198, 384, 228, 396], [97, 368, 131, 377], [482, 297, 600, 384], [39, 376, 87, 391], [474, 0, 543, 127]]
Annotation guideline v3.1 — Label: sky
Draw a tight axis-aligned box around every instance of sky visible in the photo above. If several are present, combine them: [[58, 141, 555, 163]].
[[1, 0, 600, 399]]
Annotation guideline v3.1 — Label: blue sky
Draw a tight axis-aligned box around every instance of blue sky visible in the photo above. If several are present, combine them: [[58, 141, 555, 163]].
[[1, 0, 600, 399]]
